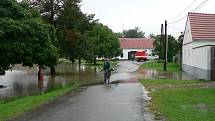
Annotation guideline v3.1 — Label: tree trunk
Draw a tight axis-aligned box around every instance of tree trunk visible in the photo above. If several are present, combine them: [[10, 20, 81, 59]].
[[71, 58, 75, 63], [50, 66, 56, 75], [50, 0, 54, 23], [93, 57, 97, 65], [78, 58, 81, 64], [38, 65, 44, 94], [38, 65, 44, 81]]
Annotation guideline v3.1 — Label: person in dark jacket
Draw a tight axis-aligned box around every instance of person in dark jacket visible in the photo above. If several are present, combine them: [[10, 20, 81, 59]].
[[103, 58, 111, 84]]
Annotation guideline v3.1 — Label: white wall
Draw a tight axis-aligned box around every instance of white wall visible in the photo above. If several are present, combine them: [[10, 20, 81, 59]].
[[183, 40, 215, 70], [193, 40, 215, 47], [183, 17, 193, 66], [192, 46, 211, 70], [183, 43, 193, 66], [119, 48, 153, 60], [183, 17, 193, 45], [182, 17, 215, 80], [192, 40, 215, 70]]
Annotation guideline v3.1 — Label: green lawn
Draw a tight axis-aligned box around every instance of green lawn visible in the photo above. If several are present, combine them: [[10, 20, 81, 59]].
[[140, 61, 181, 72], [0, 83, 80, 121], [140, 79, 215, 121]]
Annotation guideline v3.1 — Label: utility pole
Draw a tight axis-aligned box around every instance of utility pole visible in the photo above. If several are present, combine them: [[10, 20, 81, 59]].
[[164, 20, 167, 71], [161, 24, 164, 60]]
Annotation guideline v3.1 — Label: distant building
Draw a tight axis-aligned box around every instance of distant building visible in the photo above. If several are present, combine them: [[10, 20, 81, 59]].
[[119, 38, 154, 60], [183, 12, 215, 80]]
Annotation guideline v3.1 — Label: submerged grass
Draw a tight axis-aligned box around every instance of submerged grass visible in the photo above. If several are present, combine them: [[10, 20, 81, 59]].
[[140, 79, 215, 121]]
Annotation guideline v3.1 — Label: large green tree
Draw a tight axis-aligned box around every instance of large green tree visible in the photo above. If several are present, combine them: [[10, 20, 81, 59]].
[[26, 0, 120, 66], [25, 0, 67, 74], [25, 0, 66, 24], [153, 34, 179, 62], [178, 32, 184, 52], [123, 27, 145, 38], [153, 35, 163, 60], [87, 23, 121, 64], [57, 0, 96, 63], [0, 0, 58, 75]]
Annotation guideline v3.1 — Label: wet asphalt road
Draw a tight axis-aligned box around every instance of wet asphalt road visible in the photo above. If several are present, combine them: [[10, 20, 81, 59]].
[[12, 61, 153, 121]]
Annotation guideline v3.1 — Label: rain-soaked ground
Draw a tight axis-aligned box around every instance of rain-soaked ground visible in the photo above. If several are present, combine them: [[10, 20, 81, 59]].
[[7, 61, 196, 121], [10, 61, 156, 121]]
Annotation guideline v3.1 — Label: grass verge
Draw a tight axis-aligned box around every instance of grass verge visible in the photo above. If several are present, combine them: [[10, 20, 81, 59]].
[[140, 79, 215, 121], [140, 61, 181, 72], [0, 83, 80, 121]]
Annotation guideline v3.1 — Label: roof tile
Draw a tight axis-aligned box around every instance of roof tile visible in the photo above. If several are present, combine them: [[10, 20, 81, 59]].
[[188, 12, 215, 40], [119, 38, 154, 49]]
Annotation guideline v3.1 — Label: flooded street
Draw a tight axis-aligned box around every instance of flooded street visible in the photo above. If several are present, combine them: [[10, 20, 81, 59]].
[[0, 63, 103, 99]]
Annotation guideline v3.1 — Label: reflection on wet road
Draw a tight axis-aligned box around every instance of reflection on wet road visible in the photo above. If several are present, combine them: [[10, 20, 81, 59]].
[[110, 61, 141, 82], [138, 68, 195, 80], [22, 83, 147, 121], [11, 61, 156, 121]]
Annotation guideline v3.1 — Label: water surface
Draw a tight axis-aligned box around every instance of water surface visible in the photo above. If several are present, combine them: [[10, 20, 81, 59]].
[[0, 63, 103, 99]]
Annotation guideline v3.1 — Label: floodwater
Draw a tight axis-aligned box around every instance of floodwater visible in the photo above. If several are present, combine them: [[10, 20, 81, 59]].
[[0, 63, 103, 99], [0, 61, 195, 99], [138, 68, 195, 80]]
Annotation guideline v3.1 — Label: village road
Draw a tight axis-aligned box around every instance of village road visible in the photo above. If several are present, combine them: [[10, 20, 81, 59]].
[[11, 61, 154, 121]]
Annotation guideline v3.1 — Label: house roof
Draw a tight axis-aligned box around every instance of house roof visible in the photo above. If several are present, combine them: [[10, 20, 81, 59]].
[[188, 12, 215, 40], [119, 38, 154, 49]]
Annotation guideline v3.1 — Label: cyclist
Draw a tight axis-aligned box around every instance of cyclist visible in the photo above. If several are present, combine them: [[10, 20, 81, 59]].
[[103, 58, 111, 84]]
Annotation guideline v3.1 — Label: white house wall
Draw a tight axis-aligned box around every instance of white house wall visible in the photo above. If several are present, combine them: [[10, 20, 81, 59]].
[[183, 43, 193, 67], [119, 49, 153, 60], [183, 40, 215, 80], [183, 17, 194, 75], [192, 40, 215, 70], [182, 17, 214, 80], [192, 46, 210, 70], [183, 17, 192, 45]]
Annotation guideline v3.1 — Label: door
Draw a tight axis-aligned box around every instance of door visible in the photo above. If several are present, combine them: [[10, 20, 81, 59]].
[[211, 47, 215, 80], [128, 51, 136, 60]]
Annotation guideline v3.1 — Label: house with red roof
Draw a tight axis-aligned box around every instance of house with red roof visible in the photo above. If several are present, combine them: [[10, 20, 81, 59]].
[[119, 38, 154, 60], [183, 12, 215, 80]]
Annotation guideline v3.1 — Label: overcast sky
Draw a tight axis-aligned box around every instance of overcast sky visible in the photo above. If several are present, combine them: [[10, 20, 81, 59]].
[[81, 0, 215, 37]]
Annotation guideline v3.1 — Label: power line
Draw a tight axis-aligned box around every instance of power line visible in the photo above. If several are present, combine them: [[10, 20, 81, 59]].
[[169, 0, 209, 24], [170, 0, 198, 22], [168, 15, 187, 24], [193, 0, 209, 12], [168, 26, 183, 31]]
